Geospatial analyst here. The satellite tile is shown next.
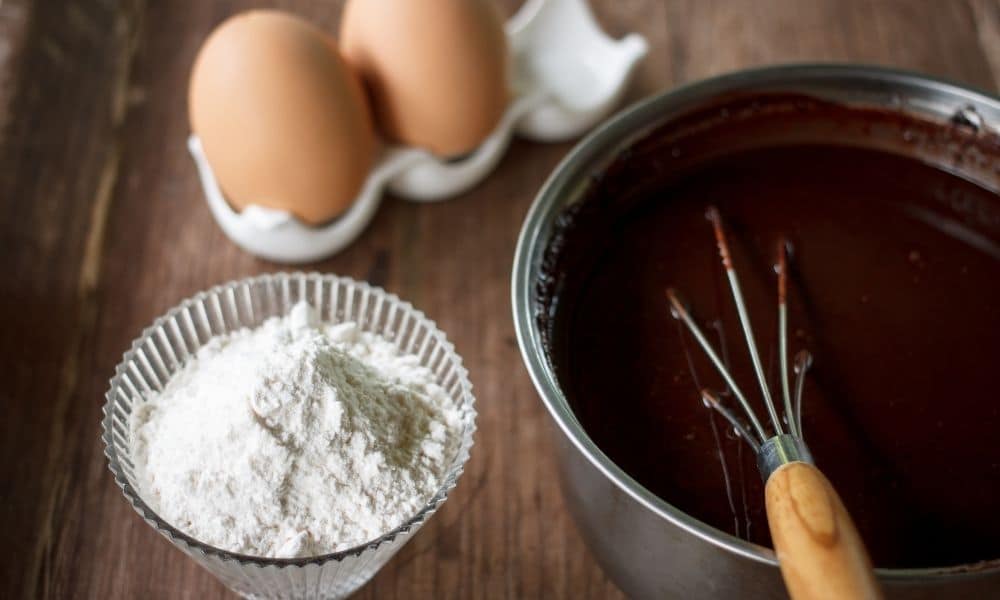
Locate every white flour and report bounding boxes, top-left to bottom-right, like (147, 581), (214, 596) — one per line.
(131, 302), (462, 558)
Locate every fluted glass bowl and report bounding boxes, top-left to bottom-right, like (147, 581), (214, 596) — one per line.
(102, 273), (477, 599)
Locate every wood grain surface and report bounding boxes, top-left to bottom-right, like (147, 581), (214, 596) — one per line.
(1, 1), (997, 598)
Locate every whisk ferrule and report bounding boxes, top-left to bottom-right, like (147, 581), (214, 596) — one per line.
(757, 434), (813, 482)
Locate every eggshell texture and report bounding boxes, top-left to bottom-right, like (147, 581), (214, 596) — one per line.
(339, 0), (509, 157)
(189, 11), (375, 224)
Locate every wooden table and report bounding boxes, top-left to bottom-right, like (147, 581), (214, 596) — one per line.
(2, 1), (997, 597)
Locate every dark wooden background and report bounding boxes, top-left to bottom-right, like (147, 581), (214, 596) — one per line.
(2, 0), (997, 598)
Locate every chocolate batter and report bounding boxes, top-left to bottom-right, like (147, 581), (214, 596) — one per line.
(539, 95), (1000, 569)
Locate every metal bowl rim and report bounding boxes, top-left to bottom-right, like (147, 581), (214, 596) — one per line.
(511, 62), (1000, 580)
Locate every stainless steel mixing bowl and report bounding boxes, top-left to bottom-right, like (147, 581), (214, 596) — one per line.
(511, 64), (1000, 599)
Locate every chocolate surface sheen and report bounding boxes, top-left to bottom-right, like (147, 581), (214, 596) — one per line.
(539, 94), (1000, 569)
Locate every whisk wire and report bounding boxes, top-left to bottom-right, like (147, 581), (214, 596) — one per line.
(707, 208), (785, 437)
(793, 350), (813, 442)
(667, 289), (769, 442)
(701, 389), (762, 453)
(777, 239), (797, 438)
(669, 207), (817, 449)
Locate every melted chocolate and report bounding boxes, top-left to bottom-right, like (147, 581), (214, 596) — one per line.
(540, 95), (1000, 569)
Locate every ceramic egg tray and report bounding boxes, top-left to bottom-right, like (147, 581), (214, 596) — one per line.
(190, 0), (648, 263)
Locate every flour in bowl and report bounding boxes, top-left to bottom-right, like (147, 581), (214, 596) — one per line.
(130, 301), (463, 558)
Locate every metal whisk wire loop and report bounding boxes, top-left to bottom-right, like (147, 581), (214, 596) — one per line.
(668, 207), (813, 471)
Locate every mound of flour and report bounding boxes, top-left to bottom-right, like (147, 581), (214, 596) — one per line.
(131, 302), (463, 558)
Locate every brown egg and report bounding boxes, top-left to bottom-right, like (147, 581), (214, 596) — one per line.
(189, 11), (375, 225)
(339, 0), (509, 157)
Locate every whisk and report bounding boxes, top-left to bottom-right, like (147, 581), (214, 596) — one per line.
(666, 207), (882, 600)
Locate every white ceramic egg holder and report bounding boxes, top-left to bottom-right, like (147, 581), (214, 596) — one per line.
(190, 0), (648, 263)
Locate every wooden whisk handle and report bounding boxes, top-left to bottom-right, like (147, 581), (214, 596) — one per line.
(765, 461), (883, 600)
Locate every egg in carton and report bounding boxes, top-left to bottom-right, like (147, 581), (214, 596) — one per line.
(189, 0), (648, 264)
